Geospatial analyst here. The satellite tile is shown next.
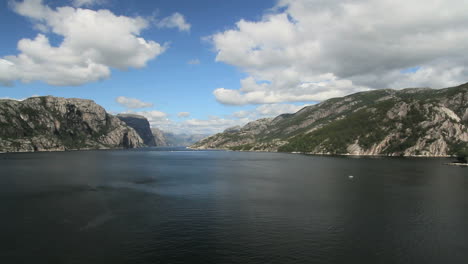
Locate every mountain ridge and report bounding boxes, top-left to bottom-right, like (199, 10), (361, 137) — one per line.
(0, 96), (145, 152)
(191, 83), (468, 157)
(117, 114), (157, 146)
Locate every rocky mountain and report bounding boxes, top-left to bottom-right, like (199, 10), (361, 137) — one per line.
(151, 127), (168, 146)
(0, 96), (144, 152)
(117, 114), (156, 146)
(192, 83), (468, 157)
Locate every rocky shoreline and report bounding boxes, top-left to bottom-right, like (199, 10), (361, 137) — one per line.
(189, 146), (457, 158)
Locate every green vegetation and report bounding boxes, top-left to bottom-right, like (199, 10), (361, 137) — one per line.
(279, 100), (395, 153)
(450, 142), (468, 163)
(382, 105), (428, 154)
(457, 150), (468, 163)
(195, 83), (467, 156)
(229, 144), (254, 151)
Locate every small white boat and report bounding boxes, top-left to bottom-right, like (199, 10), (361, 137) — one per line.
(348, 175), (354, 179)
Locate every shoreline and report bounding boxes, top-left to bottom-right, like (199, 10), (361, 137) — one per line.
(188, 147), (456, 158)
(0, 147), (127, 155)
(2, 146), (465, 163)
(445, 162), (468, 167)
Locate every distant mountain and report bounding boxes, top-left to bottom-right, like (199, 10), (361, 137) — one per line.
(149, 129), (208, 147)
(117, 114), (156, 146)
(151, 127), (168, 146)
(192, 83), (468, 157)
(162, 132), (209, 147)
(0, 96), (144, 152)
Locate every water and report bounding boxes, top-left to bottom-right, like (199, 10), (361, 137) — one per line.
(0, 148), (467, 263)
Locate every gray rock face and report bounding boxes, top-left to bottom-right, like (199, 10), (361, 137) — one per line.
(192, 83), (468, 156)
(0, 96), (144, 152)
(151, 127), (168, 146)
(117, 114), (156, 147)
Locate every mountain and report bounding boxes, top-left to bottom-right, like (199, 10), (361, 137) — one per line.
(150, 128), (168, 146)
(163, 132), (209, 147)
(150, 128), (208, 147)
(117, 114), (156, 146)
(192, 83), (468, 157)
(0, 96), (144, 152)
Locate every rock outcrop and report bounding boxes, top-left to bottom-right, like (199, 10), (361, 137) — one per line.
(192, 83), (468, 156)
(0, 96), (144, 152)
(151, 128), (168, 146)
(117, 114), (156, 147)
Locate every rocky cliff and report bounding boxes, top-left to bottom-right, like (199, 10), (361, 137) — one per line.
(0, 96), (144, 152)
(192, 83), (468, 156)
(151, 128), (168, 146)
(117, 114), (156, 147)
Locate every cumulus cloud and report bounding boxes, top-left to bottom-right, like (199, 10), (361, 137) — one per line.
(0, 96), (25, 101)
(177, 112), (190, 118)
(142, 103), (309, 135)
(0, 0), (166, 86)
(116, 96), (153, 109)
(255, 103), (307, 117)
(128, 110), (239, 134)
(187, 59), (200, 65)
(136, 110), (168, 120)
(125, 109), (170, 127)
(174, 103), (308, 134)
(211, 0), (468, 105)
(166, 116), (251, 134)
(155, 12), (191, 32)
(232, 103), (308, 120)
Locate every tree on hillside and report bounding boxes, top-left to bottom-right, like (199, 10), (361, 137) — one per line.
(456, 148), (468, 163)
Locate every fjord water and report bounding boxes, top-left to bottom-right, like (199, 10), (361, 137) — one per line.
(1, 149), (467, 263)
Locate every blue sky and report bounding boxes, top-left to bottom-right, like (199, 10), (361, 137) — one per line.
(0, 0), (287, 134)
(1, 0), (467, 134)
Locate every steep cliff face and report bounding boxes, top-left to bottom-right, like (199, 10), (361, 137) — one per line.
(151, 128), (168, 146)
(0, 96), (144, 152)
(192, 83), (468, 156)
(117, 114), (156, 146)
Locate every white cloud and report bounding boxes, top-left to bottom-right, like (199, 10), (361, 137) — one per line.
(0, 0), (166, 86)
(116, 96), (153, 109)
(214, 77), (365, 105)
(155, 12), (191, 32)
(187, 59), (200, 65)
(140, 103), (309, 135)
(177, 112), (190, 118)
(210, 0), (468, 105)
(0, 96), (25, 101)
(136, 110), (168, 120)
(171, 116), (250, 134)
(232, 103), (309, 120)
(125, 109), (170, 127)
(232, 110), (250, 118)
(255, 103), (307, 117)
(173, 103), (309, 134)
(128, 110), (249, 134)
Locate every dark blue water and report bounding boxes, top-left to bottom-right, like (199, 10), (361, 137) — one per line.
(0, 148), (467, 263)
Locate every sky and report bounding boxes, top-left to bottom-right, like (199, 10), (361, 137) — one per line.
(1, 0), (467, 134)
